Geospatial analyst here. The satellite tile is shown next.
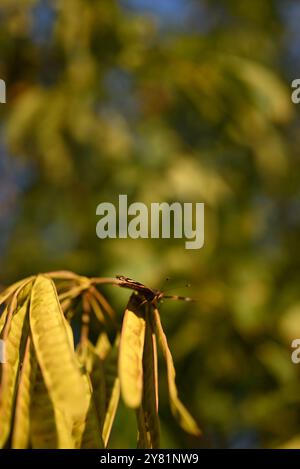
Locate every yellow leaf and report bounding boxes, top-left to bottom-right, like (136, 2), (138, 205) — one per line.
(71, 371), (104, 449)
(29, 275), (89, 421)
(0, 306), (8, 337)
(89, 351), (106, 431)
(89, 295), (105, 324)
(0, 285), (32, 448)
(119, 294), (146, 408)
(64, 316), (75, 351)
(75, 341), (105, 447)
(153, 307), (201, 436)
(30, 365), (75, 449)
(95, 332), (112, 360)
(102, 337), (120, 447)
(0, 277), (34, 308)
(12, 337), (37, 448)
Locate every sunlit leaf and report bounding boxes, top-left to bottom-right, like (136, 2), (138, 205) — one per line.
(88, 295), (106, 324)
(30, 365), (75, 449)
(29, 275), (89, 421)
(0, 284), (32, 448)
(76, 341), (106, 446)
(102, 337), (120, 447)
(119, 294), (146, 408)
(0, 277), (34, 309)
(95, 332), (112, 360)
(153, 307), (201, 436)
(0, 306), (8, 337)
(12, 337), (37, 449)
(72, 370), (104, 449)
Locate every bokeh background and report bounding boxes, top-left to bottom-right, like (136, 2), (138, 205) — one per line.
(1, 0), (300, 448)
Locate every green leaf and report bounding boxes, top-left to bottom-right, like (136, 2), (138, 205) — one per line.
(119, 294), (146, 409)
(29, 275), (90, 422)
(153, 307), (201, 437)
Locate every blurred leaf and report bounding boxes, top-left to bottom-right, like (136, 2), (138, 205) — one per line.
(102, 336), (120, 447)
(152, 307), (201, 436)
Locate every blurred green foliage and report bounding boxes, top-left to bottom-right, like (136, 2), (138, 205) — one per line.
(0, 0), (300, 448)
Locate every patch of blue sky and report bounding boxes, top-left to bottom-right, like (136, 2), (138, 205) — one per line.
(121, 0), (193, 32)
(121, 0), (220, 35)
(122, 0), (190, 21)
(102, 68), (139, 120)
(30, 0), (56, 46)
(279, 0), (300, 76)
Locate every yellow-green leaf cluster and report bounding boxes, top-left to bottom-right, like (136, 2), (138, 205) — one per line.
(0, 272), (201, 449)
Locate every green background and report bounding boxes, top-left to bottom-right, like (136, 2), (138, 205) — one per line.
(0, 0), (300, 448)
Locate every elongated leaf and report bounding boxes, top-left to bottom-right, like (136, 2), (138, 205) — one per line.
(136, 406), (149, 449)
(145, 308), (159, 413)
(137, 307), (160, 448)
(0, 279), (33, 338)
(29, 275), (89, 421)
(90, 286), (117, 325)
(0, 287), (31, 448)
(58, 285), (86, 302)
(74, 343), (104, 448)
(119, 294), (146, 408)
(89, 351), (106, 431)
(102, 337), (120, 447)
(0, 277), (34, 309)
(95, 332), (111, 360)
(89, 295), (105, 324)
(71, 376), (104, 449)
(153, 307), (201, 436)
(47, 271), (81, 280)
(30, 365), (75, 449)
(63, 316), (75, 351)
(12, 337), (37, 448)
(0, 306), (8, 337)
